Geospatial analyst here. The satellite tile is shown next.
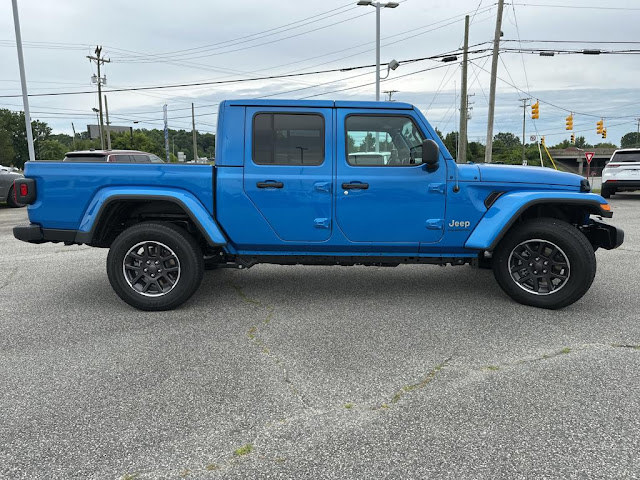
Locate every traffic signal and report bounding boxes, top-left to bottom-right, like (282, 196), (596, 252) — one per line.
(565, 114), (573, 130)
(571, 133), (575, 144)
(531, 101), (540, 119)
(596, 119), (604, 134)
(602, 128), (607, 139)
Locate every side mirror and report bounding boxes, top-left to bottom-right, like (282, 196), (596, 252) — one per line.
(422, 139), (439, 171)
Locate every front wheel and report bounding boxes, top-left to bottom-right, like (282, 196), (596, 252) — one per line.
(492, 218), (596, 309)
(107, 222), (204, 311)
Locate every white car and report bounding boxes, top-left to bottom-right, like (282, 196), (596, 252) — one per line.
(601, 148), (640, 198)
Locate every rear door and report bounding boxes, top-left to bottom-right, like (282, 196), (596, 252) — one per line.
(243, 107), (333, 242)
(335, 110), (447, 245)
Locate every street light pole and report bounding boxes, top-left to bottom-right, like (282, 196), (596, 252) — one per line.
(11, 0), (36, 163)
(357, 1), (399, 101)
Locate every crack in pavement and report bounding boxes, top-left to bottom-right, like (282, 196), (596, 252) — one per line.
(116, 342), (640, 478)
(229, 282), (311, 409)
(480, 342), (640, 372)
(0, 266), (18, 291)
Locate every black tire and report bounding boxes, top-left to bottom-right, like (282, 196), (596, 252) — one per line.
(492, 218), (596, 310)
(107, 222), (204, 311)
(601, 185), (612, 199)
(6, 186), (25, 208)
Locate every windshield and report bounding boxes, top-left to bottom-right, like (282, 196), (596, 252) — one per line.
(611, 151), (640, 163)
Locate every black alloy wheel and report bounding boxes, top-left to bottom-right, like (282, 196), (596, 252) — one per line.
(122, 241), (181, 296)
(492, 218), (596, 309)
(508, 239), (570, 295)
(107, 222), (204, 311)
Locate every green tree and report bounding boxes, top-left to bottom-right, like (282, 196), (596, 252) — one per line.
(593, 142), (617, 149)
(620, 131), (640, 148)
(442, 131), (458, 158)
(574, 136), (592, 149)
(493, 132), (520, 149)
(0, 129), (14, 166)
(38, 139), (67, 160)
(359, 132), (376, 152)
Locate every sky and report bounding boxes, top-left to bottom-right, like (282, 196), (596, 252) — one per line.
(1, 0), (639, 147)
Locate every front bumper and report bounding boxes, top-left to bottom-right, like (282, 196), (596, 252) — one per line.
(580, 219), (624, 251)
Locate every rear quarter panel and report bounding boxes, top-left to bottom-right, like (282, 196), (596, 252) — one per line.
(24, 162), (213, 230)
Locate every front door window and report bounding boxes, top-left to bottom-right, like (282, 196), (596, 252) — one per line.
(346, 115), (425, 167)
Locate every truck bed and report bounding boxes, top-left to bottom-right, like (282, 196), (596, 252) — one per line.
(23, 162), (214, 231)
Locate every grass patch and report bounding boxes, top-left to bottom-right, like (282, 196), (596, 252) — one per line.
(122, 475), (138, 480)
(344, 403), (354, 409)
(247, 326), (257, 340)
(560, 347), (571, 354)
(485, 365), (500, 371)
(389, 359), (449, 405)
(234, 444), (253, 457)
(205, 463), (219, 471)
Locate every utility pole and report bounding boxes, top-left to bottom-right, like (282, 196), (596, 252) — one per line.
(71, 122), (77, 149)
(458, 15), (470, 164)
(104, 94), (111, 150)
(163, 104), (170, 163)
(11, 0), (35, 162)
(519, 98), (530, 165)
(484, 0), (505, 164)
(192, 103), (198, 162)
(383, 90), (398, 101)
(87, 46), (110, 150)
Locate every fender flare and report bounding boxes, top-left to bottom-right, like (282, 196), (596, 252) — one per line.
(75, 186), (227, 246)
(464, 191), (611, 251)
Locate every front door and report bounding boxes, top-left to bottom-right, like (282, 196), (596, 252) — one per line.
(243, 107), (333, 242)
(335, 111), (446, 245)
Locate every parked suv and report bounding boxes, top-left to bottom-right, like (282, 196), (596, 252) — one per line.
(601, 148), (640, 198)
(63, 150), (165, 164)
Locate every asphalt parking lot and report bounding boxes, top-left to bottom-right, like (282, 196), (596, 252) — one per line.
(1, 196), (639, 479)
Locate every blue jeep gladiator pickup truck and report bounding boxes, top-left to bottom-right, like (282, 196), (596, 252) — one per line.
(13, 99), (623, 311)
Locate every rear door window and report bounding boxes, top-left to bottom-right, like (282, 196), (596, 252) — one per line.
(131, 155), (151, 163)
(63, 155), (107, 162)
(253, 113), (324, 166)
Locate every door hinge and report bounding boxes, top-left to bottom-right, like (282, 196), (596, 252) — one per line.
(428, 183), (446, 194)
(314, 181), (331, 193)
(314, 218), (330, 229)
(425, 219), (444, 230)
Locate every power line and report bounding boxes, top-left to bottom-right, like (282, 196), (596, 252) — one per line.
(503, 39), (640, 45)
(113, 11), (375, 64)
(0, 50), (487, 99)
(469, 59), (640, 119)
(112, 3), (362, 62)
(511, 3), (640, 11)
(299, 53), (493, 99)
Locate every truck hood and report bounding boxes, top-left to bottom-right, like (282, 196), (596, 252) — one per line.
(476, 164), (583, 188)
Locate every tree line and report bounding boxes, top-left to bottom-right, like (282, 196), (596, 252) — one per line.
(0, 109), (214, 169)
(2, 108), (639, 170)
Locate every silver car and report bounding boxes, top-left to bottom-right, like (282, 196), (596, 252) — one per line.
(0, 166), (25, 207)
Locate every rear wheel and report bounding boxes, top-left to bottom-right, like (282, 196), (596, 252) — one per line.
(107, 222), (204, 311)
(6, 186), (25, 208)
(601, 184), (613, 198)
(492, 218), (596, 309)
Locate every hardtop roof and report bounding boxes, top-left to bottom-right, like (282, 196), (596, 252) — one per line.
(223, 99), (414, 110)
